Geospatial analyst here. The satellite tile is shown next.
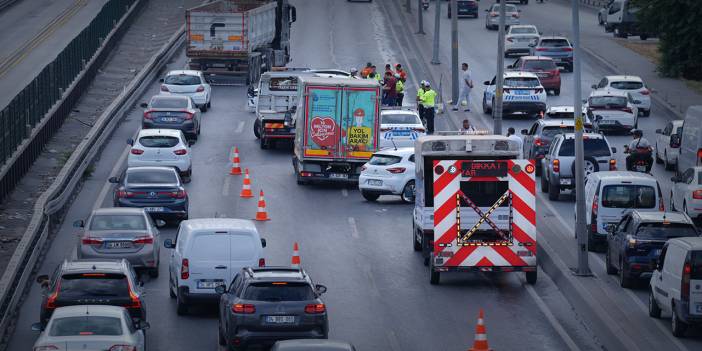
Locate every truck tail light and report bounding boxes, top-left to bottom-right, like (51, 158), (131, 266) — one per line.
(387, 167), (406, 174)
(693, 190), (702, 199)
(173, 149), (187, 155)
(232, 304), (256, 314)
(181, 258), (189, 280)
(130, 149), (144, 155)
(609, 159), (617, 170)
(196, 85), (205, 92)
(305, 303), (326, 314)
(160, 85), (169, 92)
(682, 262), (691, 301)
(552, 159), (560, 173)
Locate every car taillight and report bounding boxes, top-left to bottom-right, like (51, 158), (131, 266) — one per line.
(627, 235), (637, 249)
(160, 85), (169, 92)
(130, 149), (144, 155)
(592, 194), (598, 217)
(552, 159), (560, 173)
(697, 149), (702, 163)
(682, 262), (691, 301)
(117, 190), (136, 198)
(641, 89), (650, 95)
(258, 258), (266, 267)
(133, 236), (154, 244)
(534, 138), (543, 147)
(173, 149), (187, 155)
(562, 47), (573, 51)
(143, 111), (153, 120)
(551, 69), (560, 76)
(693, 190), (702, 199)
(511, 13), (519, 18)
(169, 190), (186, 199)
(387, 167), (406, 174)
(196, 85), (205, 92)
(125, 287), (141, 309)
(305, 303), (326, 314)
(108, 346), (136, 351)
(659, 198), (665, 211)
(182, 111), (194, 120)
(535, 48), (547, 51)
(413, 127), (426, 133)
(490, 12), (498, 17)
(621, 107), (633, 113)
(232, 303), (256, 314)
(181, 258), (189, 280)
(34, 346), (60, 351)
(609, 159), (616, 171)
(81, 237), (103, 245)
(45, 280), (60, 309)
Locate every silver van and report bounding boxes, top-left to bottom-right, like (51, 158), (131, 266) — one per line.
(677, 106), (702, 175)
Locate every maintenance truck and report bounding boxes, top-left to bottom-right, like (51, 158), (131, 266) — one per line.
(292, 76), (381, 185)
(412, 133), (538, 284)
(185, 0), (296, 85)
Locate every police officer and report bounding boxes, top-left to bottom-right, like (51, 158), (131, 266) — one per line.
(420, 82), (437, 134)
(416, 80), (427, 124)
(395, 73), (404, 106)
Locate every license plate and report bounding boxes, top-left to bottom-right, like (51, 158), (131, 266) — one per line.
(599, 120), (615, 125)
(635, 165), (647, 172)
(144, 207), (164, 212)
(160, 117), (178, 122)
(265, 315), (295, 324)
(514, 90), (529, 95)
(560, 178), (571, 185)
(368, 179), (383, 186)
(105, 241), (132, 249)
(392, 129), (411, 136)
(329, 173), (348, 179)
(197, 280), (224, 289)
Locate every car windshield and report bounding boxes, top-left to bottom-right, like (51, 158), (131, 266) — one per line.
(89, 215), (146, 231)
(510, 27), (537, 34)
(610, 81), (644, 90)
(547, 109), (576, 118)
(505, 78), (540, 87)
(558, 138), (611, 157)
(369, 154), (401, 166)
(601, 185), (656, 208)
(126, 169), (177, 184)
(491, 4), (517, 12)
(243, 283), (315, 302)
(164, 74), (200, 86)
(542, 126), (575, 139)
(540, 39), (570, 47)
(382, 113), (420, 124)
(150, 97), (188, 109)
(49, 316), (123, 337)
(589, 96), (627, 108)
(523, 60), (557, 71)
(635, 223), (697, 239)
(59, 273), (130, 298)
(139, 136), (180, 148)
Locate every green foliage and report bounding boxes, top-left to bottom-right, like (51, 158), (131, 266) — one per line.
(632, 0), (702, 80)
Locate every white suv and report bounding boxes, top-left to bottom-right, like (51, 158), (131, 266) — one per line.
(505, 25), (540, 57)
(127, 129), (192, 182)
(359, 147), (416, 203)
(587, 90), (639, 134)
(592, 75), (651, 116)
(482, 71), (547, 118)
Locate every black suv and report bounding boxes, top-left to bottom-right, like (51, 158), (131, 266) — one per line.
(36, 259), (146, 325)
(216, 267), (329, 350)
(606, 210), (699, 288)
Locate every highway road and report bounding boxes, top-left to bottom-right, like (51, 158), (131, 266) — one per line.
(4, 0), (702, 350)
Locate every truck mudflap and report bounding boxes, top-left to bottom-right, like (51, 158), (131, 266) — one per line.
(294, 158), (363, 183)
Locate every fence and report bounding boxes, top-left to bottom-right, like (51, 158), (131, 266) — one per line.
(0, 0), (137, 201)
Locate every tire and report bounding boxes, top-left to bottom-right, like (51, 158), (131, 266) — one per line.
(401, 180), (415, 204)
(259, 136), (268, 149)
(361, 191), (380, 202)
(605, 249), (617, 274)
(587, 228), (597, 252)
(619, 259), (633, 288)
(642, 109), (650, 117)
(648, 290), (662, 318)
(148, 268), (159, 278)
(554, 89), (560, 96)
(566, 64), (574, 73)
(169, 278), (176, 299)
(207, 100), (211, 109)
(253, 120), (261, 139)
(218, 322), (227, 346)
(526, 271), (537, 285)
(413, 224), (421, 252)
(664, 152), (674, 171)
(548, 180), (560, 201)
(640, 35), (648, 40)
(535, 162), (542, 177)
(684, 202), (689, 218)
(200, 104), (208, 113)
(482, 95), (492, 114)
(598, 14), (604, 25)
(655, 147), (663, 164)
(176, 291), (188, 315)
(671, 302), (688, 337)
(540, 170), (549, 193)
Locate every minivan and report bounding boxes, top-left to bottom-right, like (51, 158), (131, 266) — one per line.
(676, 106), (702, 175)
(580, 171), (663, 250)
(164, 218), (266, 315)
(649, 237), (702, 337)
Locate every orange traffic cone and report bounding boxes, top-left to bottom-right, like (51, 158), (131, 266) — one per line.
(469, 309), (492, 351)
(240, 168), (253, 198)
(229, 147), (242, 175)
(291, 242), (301, 268)
(255, 190), (270, 221)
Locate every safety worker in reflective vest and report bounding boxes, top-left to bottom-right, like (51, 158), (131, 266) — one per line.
(416, 80), (427, 124)
(420, 82), (437, 134)
(395, 73), (404, 106)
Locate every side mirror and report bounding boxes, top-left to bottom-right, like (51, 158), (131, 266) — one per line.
(127, 138), (134, 146)
(31, 323), (43, 332)
(158, 78), (164, 83)
(260, 238), (267, 248)
(108, 177), (119, 184)
(138, 321), (150, 330)
(73, 219), (84, 228)
(483, 80), (490, 86)
(164, 239), (175, 249)
(591, 84), (598, 89)
(36, 275), (49, 285)
(315, 284), (328, 295)
(155, 219), (166, 228)
(655, 129), (662, 134)
(520, 129), (528, 135)
(215, 285), (226, 294)
(139, 102), (148, 109)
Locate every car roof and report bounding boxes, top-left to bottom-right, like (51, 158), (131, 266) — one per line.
(589, 89), (629, 97)
(52, 305), (128, 318)
(380, 108), (419, 116)
(538, 119), (575, 127)
(519, 56), (554, 61)
(606, 75), (643, 83)
(504, 71), (539, 79)
(509, 25), (537, 29)
(560, 132), (604, 139)
(246, 267), (308, 282)
(150, 94), (188, 101)
(91, 207), (146, 216)
(630, 211), (691, 224)
(180, 218), (258, 232)
(61, 259), (128, 274)
(273, 339), (355, 351)
(588, 171), (656, 182)
(667, 237), (702, 250)
(126, 166), (177, 174)
(374, 147), (414, 156)
(672, 119), (684, 126)
(137, 129), (182, 137)
(166, 70), (201, 76)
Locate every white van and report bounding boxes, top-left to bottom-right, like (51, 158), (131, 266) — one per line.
(581, 171), (663, 249)
(649, 237), (702, 337)
(164, 218), (266, 315)
(677, 106), (702, 175)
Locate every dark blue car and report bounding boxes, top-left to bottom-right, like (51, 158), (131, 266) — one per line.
(110, 166), (188, 221)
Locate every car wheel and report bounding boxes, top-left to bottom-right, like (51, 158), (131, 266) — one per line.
(218, 321), (227, 346)
(525, 271), (537, 285)
(429, 258), (440, 285)
(648, 290), (662, 318)
(554, 88), (560, 96)
(548, 180), (560, 201)
(605, 249), (617, 274)
(655, 147), (663, 164)
(200, 104), (208, 113)
(169, 277), (176, 299)
(413, 226), (421, 252)
(619, 259), (633, 288)
(567, 64), (574, 73)
(684, 202), (689, 217)
(640, 34), (648, 41)
(401, 180), (415, 204)
(642, 109), (650, 117)
(207, 100), (212, 109)
(482, 95), (491, 114)
(671, 302), (688, 337)
(540, 171), (549, 193)
(253, 120), (261, 139)
(598, 14), (604, 25)
(361, 191), (380, 202)
(535, 162), (542, 177)
(148, 268), (159, 278)
(259, 136), (268, 149)
(587, 228), (597, 252)
(176, 291), (188, 315)
(670, 192), (676, 211)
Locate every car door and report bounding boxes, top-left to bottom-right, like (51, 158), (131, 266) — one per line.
(673, 168), (694, 211)
(523, 122), (538, 157)
(611, 215), (631, 267)
(651, 244), (669, 311)
(200, 72), (211, 100)
(658, 122), (672, 157)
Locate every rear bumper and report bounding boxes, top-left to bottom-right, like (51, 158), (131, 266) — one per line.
(78, 247), (157, 269)
(431, 265), (537, 273)
(358, 175), (404, 194)
(115, 200), (188, 218)
(595, 120), (635, 132)
(676, 301), (702, 324)
(503, 101), (546, 115)
(455, 9), (478, 17)
(230, 328), (328, 347)
(178, 286), (219, 303)
(143, 121), (196, 136)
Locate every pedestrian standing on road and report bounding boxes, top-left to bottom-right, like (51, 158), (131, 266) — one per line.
(506, 127), (524, 158)
(453, 62), (473, 112)
(361, 62), (372, 78)
(460, 119), (476, 133)
(395, 73), (405, 106)
(385, 64), (394, 75)
(417, 80), (427, 124)
(383, 71), (398, 106)
(420, 82), (437, 134)
(370, 65), (381, 82)
(395, 64), (407, 82)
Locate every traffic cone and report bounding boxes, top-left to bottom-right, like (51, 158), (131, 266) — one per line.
(229, 147), (242, 175)
(291, 242), (301, 268)
(240, 168), (253, 198)
(469, 309), (493, 351)
(254, 190), (270, 221)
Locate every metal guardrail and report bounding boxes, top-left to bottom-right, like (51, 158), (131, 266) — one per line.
(0, 2), (190, 348)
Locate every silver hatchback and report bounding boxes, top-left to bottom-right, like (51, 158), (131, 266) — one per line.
(485, 3), (520, 30)
(75, 208), (164, 277)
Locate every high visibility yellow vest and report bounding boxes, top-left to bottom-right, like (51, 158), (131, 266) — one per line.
(421, 89), (437, 107)
(396, 79), (404, 93)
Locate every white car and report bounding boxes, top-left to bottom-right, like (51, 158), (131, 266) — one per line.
(379, 108), (426, 149)
(32, 305), (148, 351)
(127, 129), (192, 182)
(586, 89), (639, 134)
(160, 70), (212, 112)
(592, 75), (651, 116)
(671, 166), (702, 220)
(655, 120), (683, 170)
(482, 71), (547, 118)
(505, 25), (540, 57)
(359, 147), (416, 203)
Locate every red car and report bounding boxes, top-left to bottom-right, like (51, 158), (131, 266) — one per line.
(508, 56), (561, 96)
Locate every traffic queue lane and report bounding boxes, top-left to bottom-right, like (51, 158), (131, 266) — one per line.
(4, 1), (601, 351)
(413, 0), (702, 348)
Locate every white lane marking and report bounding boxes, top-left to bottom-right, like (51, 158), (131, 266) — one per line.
(348, 217), (360, 239)
(341, 188), (348, 197)
(386, 330), (402, 351)
(93, 145), (130, 211)
(525, 284), (581, 351)
(222, 176), (232, 197)
(234, 121), (245, 134)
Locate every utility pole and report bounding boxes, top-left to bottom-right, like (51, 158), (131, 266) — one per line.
(450, 0), (458, 103)
(406, 0), (411, 13)
(572, 0), (591, 276)
(431, 0), (441, 64)
(417, 0), (425, 34)
(493, 0), (506, 134)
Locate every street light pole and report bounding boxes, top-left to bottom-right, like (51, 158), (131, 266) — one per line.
(431, 0), (441, 64)
(417, 0), (425, 34)
(493, 0), (506, 135)
(572, 0), (591, 276)
(450, 0), (458, 103)
(406, 0), (411, 13)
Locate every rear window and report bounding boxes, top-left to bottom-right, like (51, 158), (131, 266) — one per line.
(369, 154), (401, 166)
(491, 4), (517, 12)
(691, 252), (702, 280)
(523, 60), (557, 71)
(59, 273), (129, 298)
(505, 78), (540, 88)
(589, 96), (627, 108)
(382, 113), (420, 125)
(126, 169), (177, 184)
(164, 74), (201, 86)
(150, 97), (188, 109)
(49, 316), (123, 337)
(635, 223), (697, 239)
(601, 185), (656, 208)
(542, 126), (575, 139)
(610, 81), (643, 90)
(89, 215), (146, 231)
(510, 27), (538, 35)
(558, 138), (611, 157)
(268, 77), (298, 91)
(243, 283), (315, 301)
(540, 39), (570, 47)
(139, 136), (180, 148)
